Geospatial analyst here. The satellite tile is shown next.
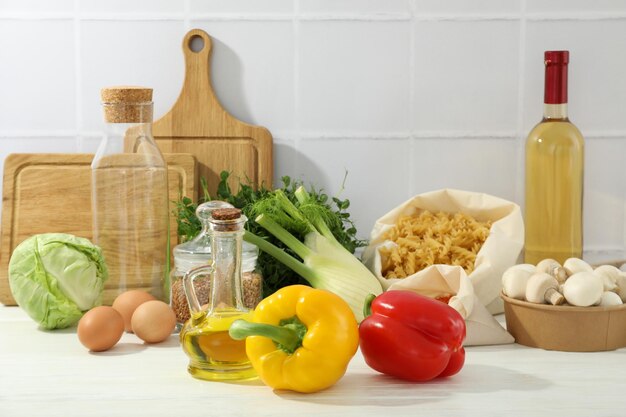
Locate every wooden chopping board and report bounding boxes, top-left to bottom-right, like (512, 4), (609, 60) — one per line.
(0, 153), (197, 306)
(147, 28), (273, 199)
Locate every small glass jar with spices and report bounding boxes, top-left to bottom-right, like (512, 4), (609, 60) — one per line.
(169, 201), (263, 330)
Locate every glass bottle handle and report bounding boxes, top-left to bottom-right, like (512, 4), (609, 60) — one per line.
(183, 264), (213, 316)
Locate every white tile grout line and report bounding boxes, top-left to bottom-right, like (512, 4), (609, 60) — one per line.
(525, 12), (626, 21)
(515, 0), (527, 213)
(73, 0), (82, 151)
(183, 0), (191, 31)
(0, 131), (81, 138)
(2, 130), (626, 140)
(292, 0), (302, 176)
(0, 13), (181, 21)
(297, 133), (516, 140)
(288, 13), (413, 21)
(407, 0), (417, 199)
(0, 12), (73, 20)
(4, 11), (626, 22)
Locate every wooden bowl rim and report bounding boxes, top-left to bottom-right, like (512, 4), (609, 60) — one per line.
(501, 292), (626, 314)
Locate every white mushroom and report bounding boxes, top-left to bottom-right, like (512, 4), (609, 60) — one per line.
(525, 273), (565, 305)
(599, 291), (623, 307)
(536, 258), (560, 274)
(554, 266), (570, 284)
(615, 273), (626, 303)
(563, 258), (593, 275)
(536, 258), (569, 284)
(593, 264), (620, 293)
(502, 264), (536, 300)
(562, 272), (603, 307)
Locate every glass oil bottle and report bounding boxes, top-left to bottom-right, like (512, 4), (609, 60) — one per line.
(179, 208), (256, 381)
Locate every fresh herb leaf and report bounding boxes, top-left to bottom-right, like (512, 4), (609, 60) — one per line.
(172, 171), (365, 297)
(173, 178), (211, 243)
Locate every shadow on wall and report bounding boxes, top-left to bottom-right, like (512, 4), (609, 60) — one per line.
(197, 35), (335, 228)
(274, 142), (371, 238)
(275, 141), (336, 196)
(209, 36), (255, 126)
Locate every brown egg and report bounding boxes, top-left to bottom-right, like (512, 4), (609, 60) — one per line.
(112, 290), (157, 332)
(77, 306), (124, 352)
(131, 300), (176, 343)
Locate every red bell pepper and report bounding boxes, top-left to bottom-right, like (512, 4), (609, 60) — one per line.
(359, 290), (466, 382)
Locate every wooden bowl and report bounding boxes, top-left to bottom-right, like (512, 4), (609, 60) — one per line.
(502, 293), (626, 352)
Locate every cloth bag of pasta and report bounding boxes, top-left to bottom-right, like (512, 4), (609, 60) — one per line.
(362, 188), (524, 315)
(388, 264), (514, 345)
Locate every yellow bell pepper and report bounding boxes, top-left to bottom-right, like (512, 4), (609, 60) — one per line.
(229, 285), (359, 393)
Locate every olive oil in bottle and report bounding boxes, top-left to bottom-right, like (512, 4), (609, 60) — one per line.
(524, 51), (584, 265)
(180, 310), (254, 380)
(179, 208), (256, 381)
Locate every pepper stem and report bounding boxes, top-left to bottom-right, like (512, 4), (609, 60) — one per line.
(363, 293), (377, 318)
(229, 317), (307, 354)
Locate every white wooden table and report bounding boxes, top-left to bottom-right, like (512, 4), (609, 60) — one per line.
(1, 305), (625, 417)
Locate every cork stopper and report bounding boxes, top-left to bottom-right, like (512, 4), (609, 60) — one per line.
(101, 86), (153, 123)
(211, 208), (242, 221)
(211, 208), (243, 232)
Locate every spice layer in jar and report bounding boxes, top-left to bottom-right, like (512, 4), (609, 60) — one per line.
(170, 201), (263, 330)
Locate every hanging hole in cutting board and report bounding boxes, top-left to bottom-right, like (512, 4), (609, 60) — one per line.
(189, 35), (204, 53)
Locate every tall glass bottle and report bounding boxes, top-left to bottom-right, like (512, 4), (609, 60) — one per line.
(92, 86), (169, 304)
(525, 51), (584, 265)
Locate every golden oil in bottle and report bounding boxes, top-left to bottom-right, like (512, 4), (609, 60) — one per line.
(180, 309), (256, 381)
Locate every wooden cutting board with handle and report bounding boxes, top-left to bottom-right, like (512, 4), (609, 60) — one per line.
(148, 28), (273, 198)
(0, 153), (197, 306)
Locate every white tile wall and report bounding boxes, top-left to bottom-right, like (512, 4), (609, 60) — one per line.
(299, 21), (411, 133)
(0, 0), (73, 13)
(189, 0), (293, 15)
(189, 20), (295, 133)
(78, 0), (183, 14)
(80, 20), (187, 131)
(1, 1), (626, 259)
(524, 20), (626, 132)
(410, 138), (519, 202)
(300, 0), (410, 14)
(526, 0), (626, 13)
(413, 20), (520, 133)
(271, 137), (298, 185)
(414, 0), (520, 14)
(0, 20), (75, 130)
(584, 138), (626, 255)
(297, 138), (412, 233)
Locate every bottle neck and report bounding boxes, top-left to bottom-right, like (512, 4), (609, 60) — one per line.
(544, 57), (568, 105)
(208, 228), (245, 313)
(543, 103), (568, 120)
(102, 101), (154, 146)
(104, 121), (153, 138)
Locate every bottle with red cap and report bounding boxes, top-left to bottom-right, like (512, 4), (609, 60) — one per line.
(524, 50), (584, 265)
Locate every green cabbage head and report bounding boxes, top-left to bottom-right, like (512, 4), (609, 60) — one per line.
(9, 233), (109, 329)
